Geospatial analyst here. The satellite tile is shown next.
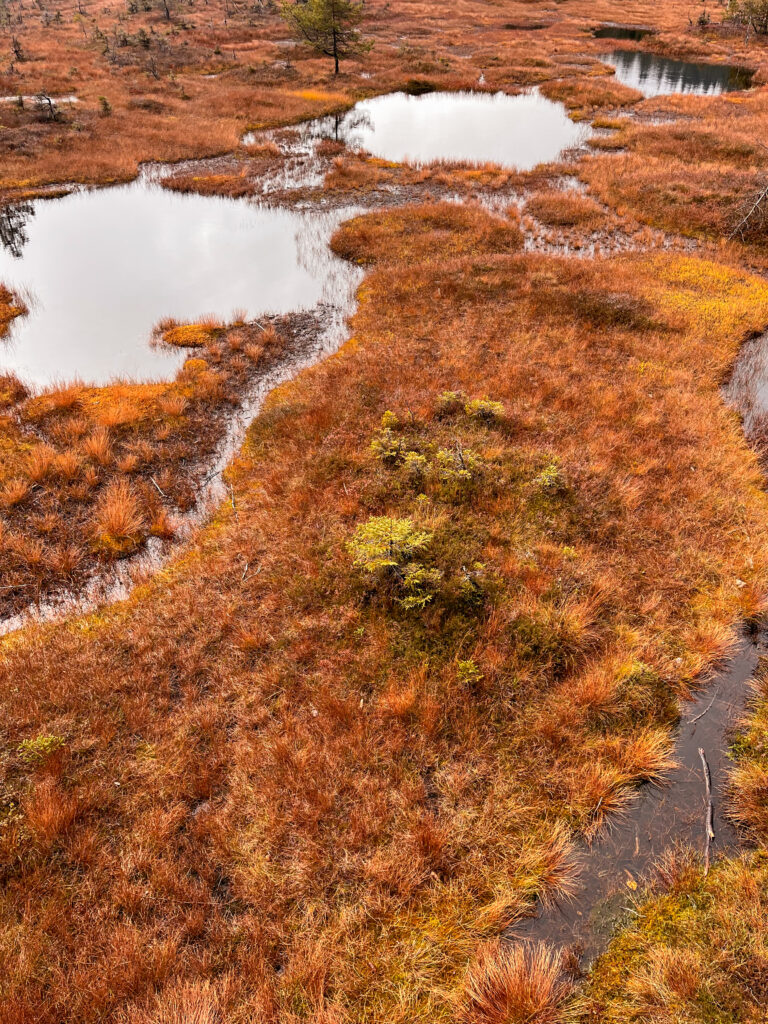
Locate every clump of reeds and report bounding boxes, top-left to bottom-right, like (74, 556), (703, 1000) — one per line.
(458, 942), (574, 1024)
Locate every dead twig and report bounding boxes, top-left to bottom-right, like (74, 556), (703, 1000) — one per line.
(150, 475), (167, 498)
(689, 687), (718, 725)
(699, 747), (714, 876)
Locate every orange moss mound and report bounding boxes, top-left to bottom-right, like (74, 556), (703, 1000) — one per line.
(159, 319), (224, 348)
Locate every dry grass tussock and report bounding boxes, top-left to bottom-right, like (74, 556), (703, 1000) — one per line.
(1, 195), (768, 1019)
(458, 942), (574, 1024)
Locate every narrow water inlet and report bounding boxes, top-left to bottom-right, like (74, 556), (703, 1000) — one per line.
(510, 631), (764, 962)
(511, 330), (768, 962)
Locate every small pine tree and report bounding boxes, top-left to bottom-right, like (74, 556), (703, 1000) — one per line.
(280, 0), (369, 74)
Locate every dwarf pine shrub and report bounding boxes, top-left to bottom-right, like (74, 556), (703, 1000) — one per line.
(465, 397), (505, 421)
(403, 450), (428, 482)
(432, 445), (483, 500)
(347, 517), (441, 610)
(535, 462), (564, 492)
(435, 390), (468, 417)
(370, 428), (407, 464)
(18, 734), (65, 765)
(347, 516), (432, 575)
(399, 563), (443, 610)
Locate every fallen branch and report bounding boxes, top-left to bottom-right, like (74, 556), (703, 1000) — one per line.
(699, 747), (714, 875)
(730, 181), (768, 241)
(689, 687), (718, 725)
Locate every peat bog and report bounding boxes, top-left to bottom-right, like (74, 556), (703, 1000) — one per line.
(4, 0), (768, 1019)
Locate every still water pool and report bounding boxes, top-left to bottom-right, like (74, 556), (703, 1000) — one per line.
(1, 90), (590, 388)
(0, 181), (355, 388)
(309, 89), (591, 170)
(603, 49), (753, 96)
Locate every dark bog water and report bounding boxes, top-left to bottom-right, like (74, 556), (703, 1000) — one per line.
(511, 631), (762, 961)
(0, 180), (356, 388)
(593, 24), (654, 41)
(309, 90), (591, 170)
(602, 49), (754, 96)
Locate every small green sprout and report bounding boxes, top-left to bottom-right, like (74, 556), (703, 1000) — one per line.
(457, 659), (483, 686)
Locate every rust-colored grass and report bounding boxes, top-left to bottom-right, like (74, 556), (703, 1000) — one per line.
(1, 194), (768, 1018)
(459, 942), (574, 1024)
(0, 285), (26, 338)
(3, 0), (768, 1018)
(0, 313), (295, 616)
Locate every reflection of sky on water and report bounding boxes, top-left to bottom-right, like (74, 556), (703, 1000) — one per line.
(0, 182), (357, 387)
(306, 89), (592, 170)
(603, 49), (753, 96)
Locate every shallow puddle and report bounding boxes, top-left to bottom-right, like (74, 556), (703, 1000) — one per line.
(0, 180), (356, 387)
(307, 89), (591, 170)
(602, 49), (753, 96)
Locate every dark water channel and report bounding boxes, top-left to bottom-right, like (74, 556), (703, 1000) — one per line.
(512, 334), (768, 962)
(602, 49), (754, 96)
(593, 24), (655, 41)
(512, 632), (763, 962)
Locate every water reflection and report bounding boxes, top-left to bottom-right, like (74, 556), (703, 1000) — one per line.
(0, 201), (34, 259)
(0, 181), (358, 387)
(306, 89), (591, 169)
(593, 24), (654, 41)
(723, 330), (768, 440)
(603, 49), (754, 96)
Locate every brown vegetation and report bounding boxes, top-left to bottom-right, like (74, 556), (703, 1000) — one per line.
(579, 852), (768, 1021)
(0, 312), (302, 617)
(1, 195), (768, 1018)
(4, 0), (768, 1017)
